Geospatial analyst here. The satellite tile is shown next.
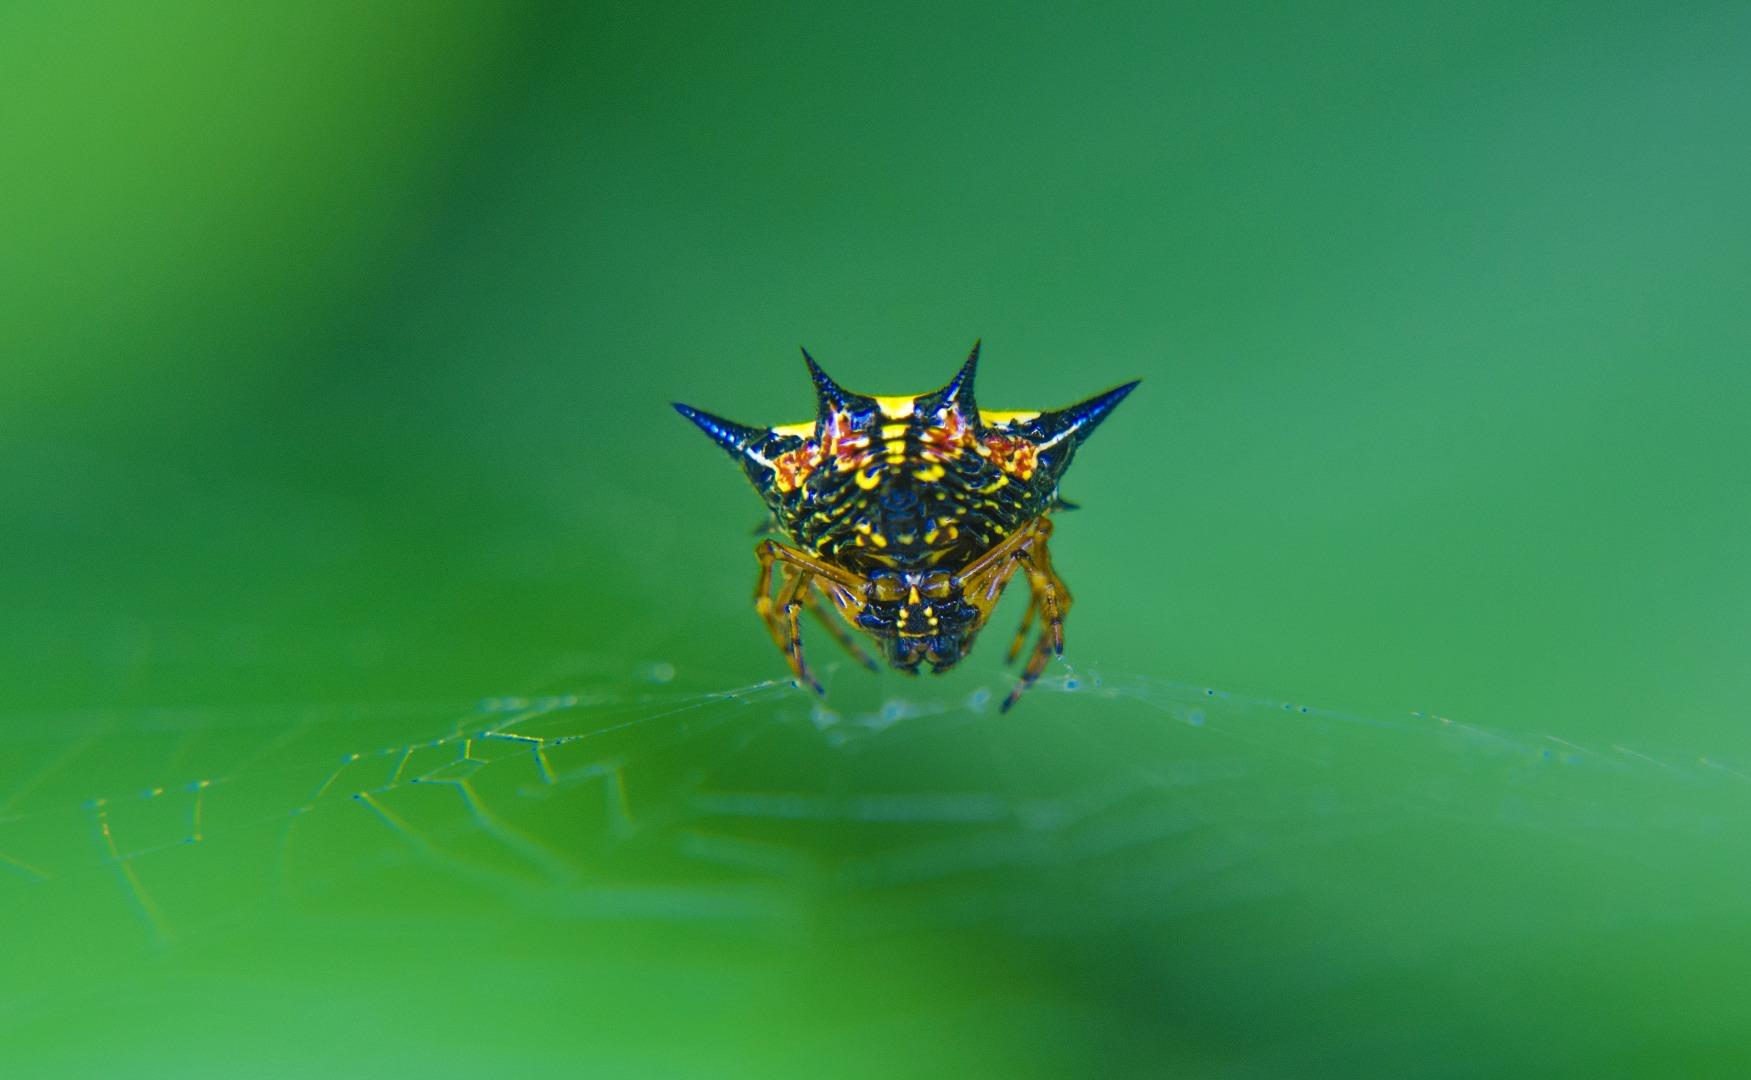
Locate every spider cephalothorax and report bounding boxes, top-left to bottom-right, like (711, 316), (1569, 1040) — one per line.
(675, 342), (1137, 710)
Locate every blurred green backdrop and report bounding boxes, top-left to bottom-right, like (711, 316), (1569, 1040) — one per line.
(3, 2), (1750, 1076)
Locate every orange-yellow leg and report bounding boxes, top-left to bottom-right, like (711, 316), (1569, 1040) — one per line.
(953, 516), (1075, 712)
(1003, 548), (1073, 712)
(753, 539), (871, 694)
(1005, 593), (1037, 665)
(805, 580), (880, 671)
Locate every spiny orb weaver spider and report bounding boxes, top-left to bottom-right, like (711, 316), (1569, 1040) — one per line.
(675, 343), (1137, 712)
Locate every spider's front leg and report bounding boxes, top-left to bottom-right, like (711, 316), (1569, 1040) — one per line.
(1003, 521), (1073, 712)
(753, 539), (871, 694)
(956, 516), (1073, 712)
(803, 579), (881, 672)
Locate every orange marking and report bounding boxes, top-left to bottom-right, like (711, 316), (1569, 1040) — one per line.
(921, 405), (975, 455)
(772, 444), (820, 493)
(981, 431), (1038, 480)
(826, 409), (873, 473)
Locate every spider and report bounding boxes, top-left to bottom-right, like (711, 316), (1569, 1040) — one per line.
(674, 342), (1138, 711)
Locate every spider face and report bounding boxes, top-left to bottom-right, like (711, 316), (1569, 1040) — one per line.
(857, 569), (979, 673)
(674, 342), (1137, 711)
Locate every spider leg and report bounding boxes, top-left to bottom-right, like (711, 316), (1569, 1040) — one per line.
(1025, 522), (1071, 658)
(753, 542), (820, 693)
(999, 519), (1074, 713)
(753, 539), (870, 694)
(1005, 592), (1038, 665)
(775, 567), (823, 694)
(951, 518), (1049, 700)
(752, 540), (783, 652)
(1003, 625), (1055, 712)
(957, 518), (1040, 622)
(957, 514), (1045, 580)
(804, 579), (880, 671)
(960, 514), (1052, 604)
(1001, 570), (1073, 711)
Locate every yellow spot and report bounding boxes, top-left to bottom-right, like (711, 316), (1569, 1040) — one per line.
(980, 409), (1040, 427)
(879, 423), (908, 439)
(871, 533), (888, 548)
(855, 467), (882, 490)
(924, 525), (939, 543)
(876, 395), (917, 418)
(913, 464), (945, 483)
(923, 606), (934, 617)
(908, 586), (921, 603)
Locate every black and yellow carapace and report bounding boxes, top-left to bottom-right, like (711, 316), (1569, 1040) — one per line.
(675, 343), (1137, 711)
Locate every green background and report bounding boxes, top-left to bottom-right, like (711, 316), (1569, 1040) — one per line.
(4, 2), (1750, 1075)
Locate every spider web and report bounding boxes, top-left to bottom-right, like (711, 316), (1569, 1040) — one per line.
(4, 649), (1750, 1074)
